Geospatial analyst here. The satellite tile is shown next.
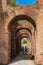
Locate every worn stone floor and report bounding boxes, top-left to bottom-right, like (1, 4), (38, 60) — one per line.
(9, 51), (34, 65)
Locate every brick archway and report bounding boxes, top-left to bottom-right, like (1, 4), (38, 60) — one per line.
(5, 15), (36, 64)
(8, 15), (36, 30)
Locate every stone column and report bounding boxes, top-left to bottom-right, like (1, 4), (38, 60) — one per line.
(35, 9), (43, 64)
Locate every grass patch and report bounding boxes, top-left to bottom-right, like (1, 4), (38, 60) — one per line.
(34, 61), (36, 65)
(34, 61), (43, 65)
(10, 0), (16, 6)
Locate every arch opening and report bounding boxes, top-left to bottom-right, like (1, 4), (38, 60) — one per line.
(8, 15), (36, 30)
(7, 15), (36, 63)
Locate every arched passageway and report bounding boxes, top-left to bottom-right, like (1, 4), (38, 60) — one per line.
(7, 15), (36, 63)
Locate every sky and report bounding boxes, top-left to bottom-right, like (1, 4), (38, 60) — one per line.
(16, 0), (36, 5)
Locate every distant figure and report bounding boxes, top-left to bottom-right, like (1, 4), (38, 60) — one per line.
(22, 46), (27, 54)
(25, 46), (27, 52)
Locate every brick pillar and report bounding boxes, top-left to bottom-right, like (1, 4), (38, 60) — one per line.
(31, 30), (35, 56)
(0, 0), (8, 64)
(0, 29), (11, 64)
(35, 9), (43, 64)
(4, 29), (11, 64)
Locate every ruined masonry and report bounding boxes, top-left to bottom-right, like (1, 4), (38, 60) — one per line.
(0, 0), (43, 64)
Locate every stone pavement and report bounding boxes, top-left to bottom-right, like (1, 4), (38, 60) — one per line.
(9, 51), (34, 65)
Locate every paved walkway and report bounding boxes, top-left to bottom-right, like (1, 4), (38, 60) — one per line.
(9, 51), (34, 65)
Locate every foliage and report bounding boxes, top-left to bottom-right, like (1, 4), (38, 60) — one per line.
(22, 40), (27, 44)
(10, 0), (16, 6)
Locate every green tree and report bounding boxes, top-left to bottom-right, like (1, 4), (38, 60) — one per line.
(10, 0), (16, 6)
(23, 40), (27, 44)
